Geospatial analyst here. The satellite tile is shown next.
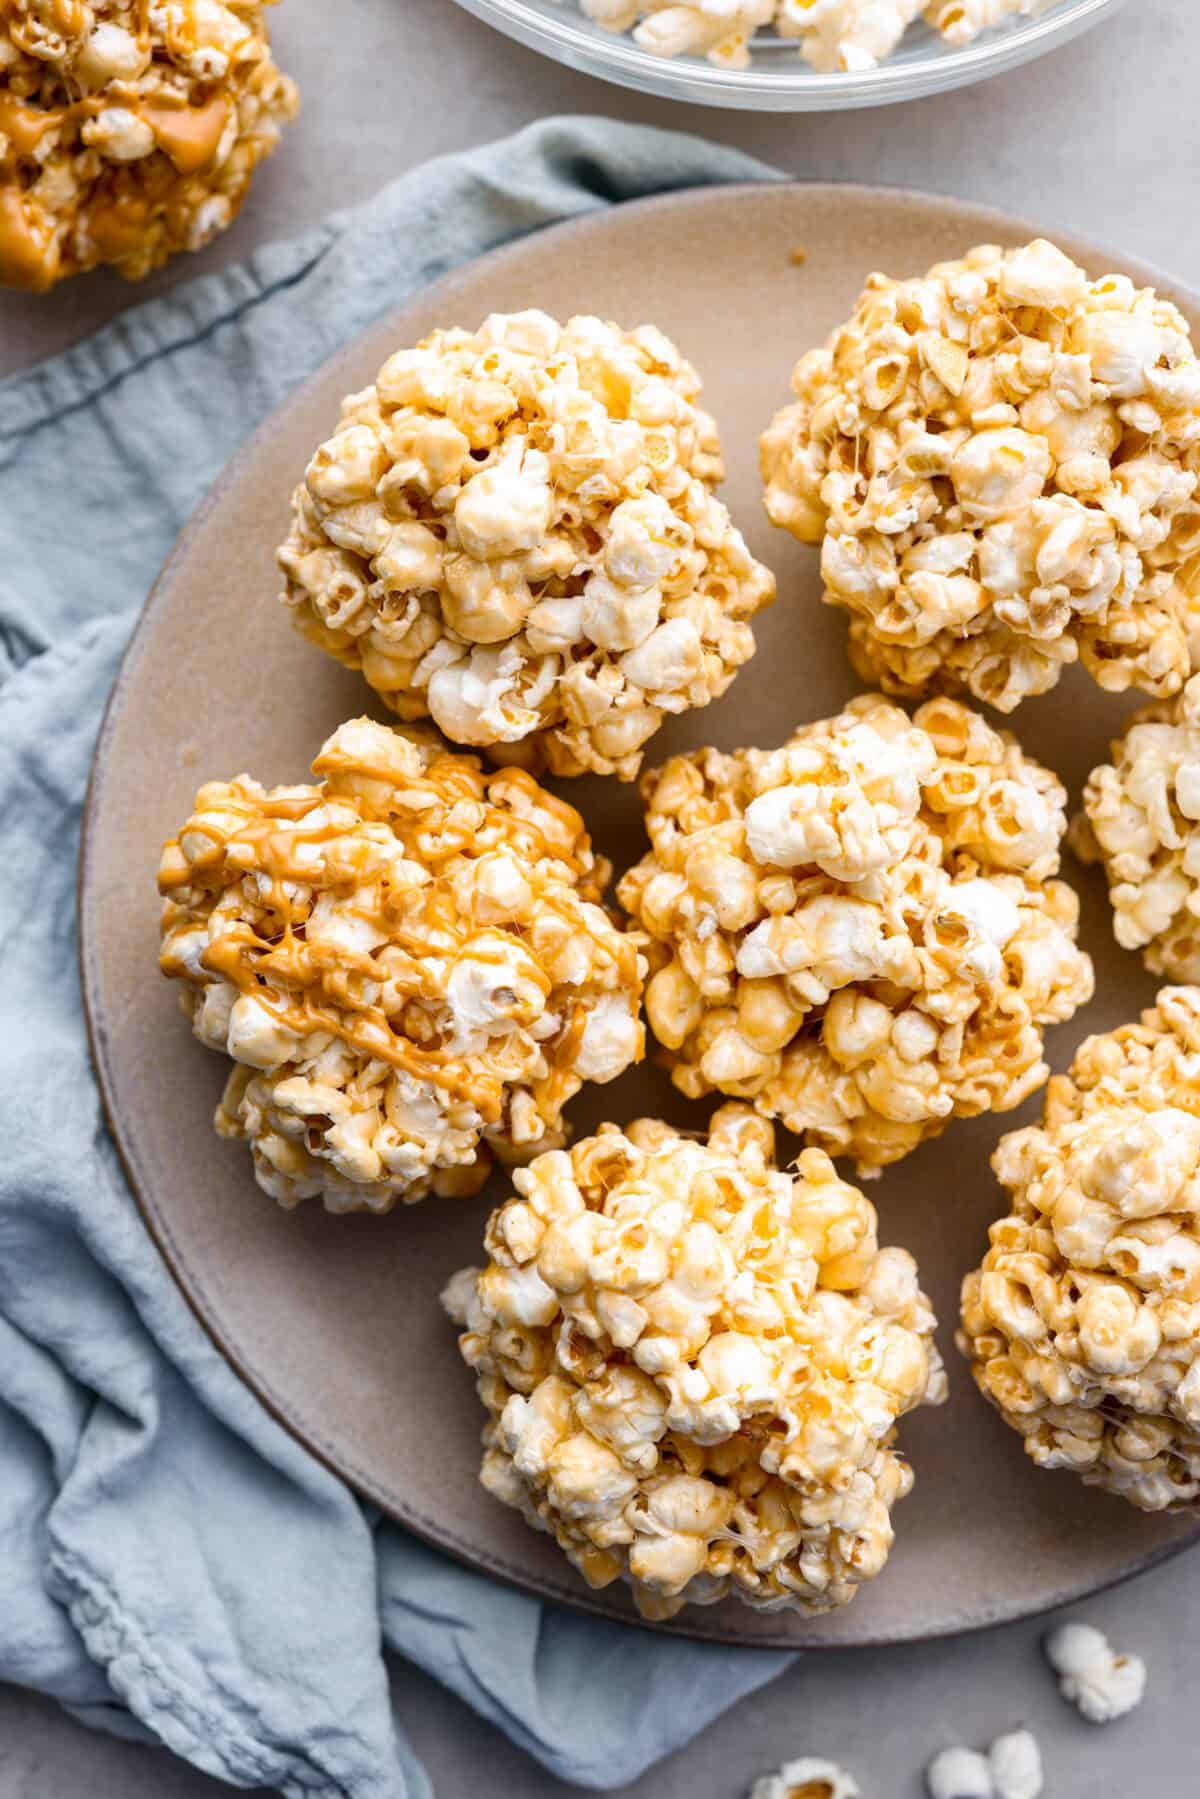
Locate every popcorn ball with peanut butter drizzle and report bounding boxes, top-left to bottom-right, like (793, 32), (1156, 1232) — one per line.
(761, 239), (1200, 712)
(1073, 674), (1200, 983)
(0, 0), (297, 291)
(617, 693), (1094, 1178)
(276, 310), (776, 781)
(444, 1104), (946, 1621)
(959, 987), (1200, 1511)
(157, 718), (647, 1213)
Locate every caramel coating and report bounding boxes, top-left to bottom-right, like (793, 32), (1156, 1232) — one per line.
(762, 240), (1200, 712)
(618, 692), (1093, 1177)
(0, 0), (297, 290)
(158, 718), (646, 1212)
(960, 988), (1200, 1511)
(277, 310), (775, 780)
(445, 1105), (945, 1620)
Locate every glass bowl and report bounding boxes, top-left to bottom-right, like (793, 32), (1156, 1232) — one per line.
(450, 0), (1126, 110)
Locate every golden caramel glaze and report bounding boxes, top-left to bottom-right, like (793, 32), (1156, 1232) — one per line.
(158, 718), (647, 1213)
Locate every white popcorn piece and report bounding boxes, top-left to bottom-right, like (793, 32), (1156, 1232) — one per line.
(0, 0), (297, 290)
(960, 986), (1200, 1509)
(926, 1746), (993, 1799)
(988, 1730), (1043, 1799)
(277, 312), (775, 780)
(447, 1105), (945, 1620)
(576, 0), (1059, 69)
(927, 1729), (1042, 1799)
(750, 1755), (862, 1799)
(158, 717), (646, 1212)
(618, 692), (1093, 1178)
(762, 241), (1200, 713)
(1044, 1622), (1148, 1724)
(1076, 673), (1200, 983)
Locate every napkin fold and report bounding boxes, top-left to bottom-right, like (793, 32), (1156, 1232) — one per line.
(0, 118), (795, 1798)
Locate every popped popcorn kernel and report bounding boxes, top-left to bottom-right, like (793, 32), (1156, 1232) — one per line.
(277, 311), (775, 781)
(1076, 673), (1200, 983)
(445, 1105), (945, 1620)
(618, 692), (1093, 1178)
(157, 717), (646, 1212)
(926, 1729), (1043, 1799)
(577, 0), (1056, 71)
(959, 987), (1200, 1509)
(0, 0), (297, 290)
(750, 1755), (862, 1799)
(1043, 1621), (1147, 1724)
(761, 241), (1200, 713)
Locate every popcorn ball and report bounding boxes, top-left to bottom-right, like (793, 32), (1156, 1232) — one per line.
(277, 310), (776, 781)
(1074, 673), (1200, 983)
(444, 1105), (945, 1620)
(959, 987), (1200, 1510)
(0, 0), (297, 290)
(578, 0), (1052, 72)
(761, 239), (1200, 712)
(617, 692), (1093, 1177)
(157, 717), (646, 1212)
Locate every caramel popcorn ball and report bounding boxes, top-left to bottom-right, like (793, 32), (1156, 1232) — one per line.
(577, 0), (1055, 72)
(960, 987), (1200, 1510)
(1074, 673), (1200, 983)
(617, 692), (1093, 1177)
(761, 240), (1200, 712)
(0, 1), (297, 290)
(277, 311), (775, 781)
(157, 717), (646, 1212)
(445, 1105), (945, 1620)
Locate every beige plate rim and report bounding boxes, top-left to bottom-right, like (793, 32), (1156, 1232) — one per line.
(80, 180), (1200, 1648)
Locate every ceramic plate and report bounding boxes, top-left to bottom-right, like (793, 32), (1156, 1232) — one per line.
(81, 183), (1200, 1648)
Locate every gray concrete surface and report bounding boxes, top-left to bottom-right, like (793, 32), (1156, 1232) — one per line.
(2, 0), (1197, 1792)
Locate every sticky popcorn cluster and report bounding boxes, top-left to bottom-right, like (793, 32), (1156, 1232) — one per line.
(277, 310), (775, 780)
(1076, 673), (1200, 983)
(761, 240), (1200, 712)
(618, 693), (1093, 1177)
(576, 0), (1051, 73)
(158, 718), (646, 1212)
(959, 987), (1200, 1510)
(0, 0), (297, 290)
(445, 1105), (945, 1620)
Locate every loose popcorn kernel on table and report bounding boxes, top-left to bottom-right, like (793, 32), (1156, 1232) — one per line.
(1074, 672), (1200, 982)
(578, 0), (1053, 72)
(749, 1755), (861, 1799)
(617, 691), (1093, 1178)
(959, 986), (1200, 1509)
(157, 717), (646, 1213)
(444, 1104), (946, 1620)
(761, 239), (1200, 713)
(0, 0), (298, 291)
(926, 1729), (1043, 1799)
(277, 310), (776, 782)
(1044, 1621), (1148, 1724)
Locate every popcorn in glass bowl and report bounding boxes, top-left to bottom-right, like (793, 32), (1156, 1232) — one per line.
(0, 0), (297, 290)
(157, 717), (646, 1212)
(761, 239), (1200, 712)
(277, 309), (776, 780)
(445, 1104), (945, 1620)
(960, 987), (1200, 1510)
(1073, 673), (1200, 983)
(617, 692), (1093, 1177)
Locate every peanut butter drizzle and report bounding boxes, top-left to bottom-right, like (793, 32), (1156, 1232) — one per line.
(0, 185), (54, 288)
(160, 743), (639, 1118)
(138, 94), (231, 174)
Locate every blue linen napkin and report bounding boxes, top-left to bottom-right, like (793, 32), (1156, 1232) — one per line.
(0, 117), (796, 1798)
